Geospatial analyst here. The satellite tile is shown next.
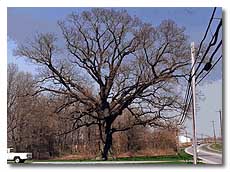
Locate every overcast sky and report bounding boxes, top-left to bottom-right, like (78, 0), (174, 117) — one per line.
(7, 7), (222, 138)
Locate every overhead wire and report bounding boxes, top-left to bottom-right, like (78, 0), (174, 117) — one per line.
(192, 18), (222, 78)
(179, 82), (191, 125)
(190, 7), (217, 74)
(196, 55), (222, 85)
(196, 39), (222, 79)
(178, 7), (222, 125)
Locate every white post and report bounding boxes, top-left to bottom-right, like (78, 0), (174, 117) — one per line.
(219, 110), (222, 141)
(191, 42), (197, 164)
(211, 120), (216, 144)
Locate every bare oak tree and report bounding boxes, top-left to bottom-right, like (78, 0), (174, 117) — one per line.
(15, 8), (191, 160)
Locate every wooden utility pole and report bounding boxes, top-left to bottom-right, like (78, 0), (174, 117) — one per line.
(218, 110), (222, 141)
(191, 42), (197, 164)
(211, 120), (217, 144)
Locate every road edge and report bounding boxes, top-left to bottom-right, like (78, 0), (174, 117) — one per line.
(184, 145), (219, 164)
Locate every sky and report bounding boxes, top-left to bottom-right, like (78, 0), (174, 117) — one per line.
(7, 7), (222, 138)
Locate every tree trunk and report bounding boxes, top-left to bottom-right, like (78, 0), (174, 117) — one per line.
(11, 129), (17, 149)
(102, 122), (113, 160)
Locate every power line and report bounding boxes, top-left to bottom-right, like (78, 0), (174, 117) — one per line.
(190, 7), (217, 73)
(181, 55), (222, 122)
(179, 8), (222, 126)
(192, 18), (222, 78)
(196, 55), (222, 85)
(196, 7), (217, 57)
(179, 91), (192, 125)
(179, 82), (191, 124)
(179, 54), (222, 125)
(196, 39), (222, 79)
(181, 21), (222, 119)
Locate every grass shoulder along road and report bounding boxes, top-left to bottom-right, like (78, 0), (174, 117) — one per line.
(199, 143), (222, 154)
(209, 143), (222, 152)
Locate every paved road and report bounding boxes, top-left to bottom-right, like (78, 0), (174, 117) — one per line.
(185, 144), (222, 164)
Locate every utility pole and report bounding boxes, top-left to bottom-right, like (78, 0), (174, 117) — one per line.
(218, 110), (222, 141)
(185, 130), (188, 143)
(211, 120), (217, 144)
(201, 134), (204, 143)
(191, 42), (197, 164)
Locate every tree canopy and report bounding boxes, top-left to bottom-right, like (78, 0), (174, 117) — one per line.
(15, 8), (192, 160)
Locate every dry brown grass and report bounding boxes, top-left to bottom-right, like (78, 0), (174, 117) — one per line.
(53, 153), (95, 160)
(52, 148), (176, 160)
(117, 148), (176, 158)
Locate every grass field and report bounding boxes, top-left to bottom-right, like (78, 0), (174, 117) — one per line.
(114, 149), (193, 161)
(8, 149), (202, 164)
(210, 143), (222, 152)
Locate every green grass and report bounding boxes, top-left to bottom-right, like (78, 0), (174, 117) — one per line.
(30, 149), (200, 164)
(9, 149), (203, 164)
(33, 149), (192, 162)
(7, 160), (33, 164)
(114, 151), (191, 161)
(210, 143), (222, 151)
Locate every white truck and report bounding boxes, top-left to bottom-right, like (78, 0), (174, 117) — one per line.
(7, 148), (32, 163)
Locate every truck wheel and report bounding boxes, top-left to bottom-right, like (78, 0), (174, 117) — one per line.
(14, 157), (21, 163)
